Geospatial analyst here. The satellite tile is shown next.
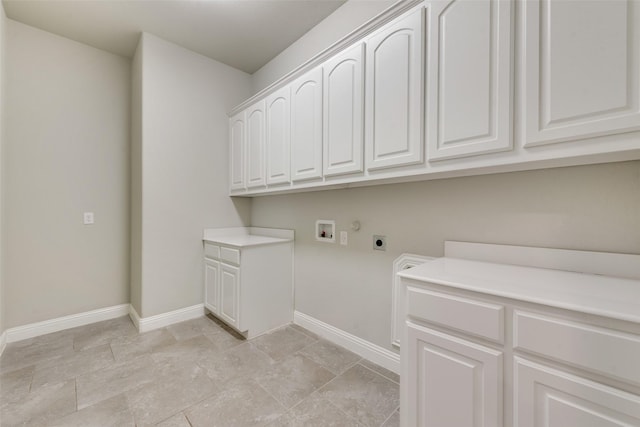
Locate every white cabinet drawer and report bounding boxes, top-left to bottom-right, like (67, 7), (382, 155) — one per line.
(204, 244), (220, 260)
(220, 247), (240, 265)
(514, 311), (640, 386)
(407, 286), (504, 343)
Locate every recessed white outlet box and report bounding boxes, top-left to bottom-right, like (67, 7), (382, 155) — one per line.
(373, 235), (386, 251)
(340, 231), (348, 246)
(83, 212), (94, 225)
(315, 220), (335, 243)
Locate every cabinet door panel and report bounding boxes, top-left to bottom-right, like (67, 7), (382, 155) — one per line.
(229, 112), (245, 191)
(524, 0), (640, 146)
(291, 67), (323, 182)
(406, 323), (502, 427)
(220, 263), (240, 330)
(427, 0), (513, 160)
(204, 259), (220, 315)
(323, 43), (365, 177)
(266, 86), (291, 185)
(366, 8), (424, 171)
(246, 100), (266, 188)
(515, 358), (640, 427)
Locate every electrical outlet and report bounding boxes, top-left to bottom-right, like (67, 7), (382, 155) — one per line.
(340, 231), (348, 246)
(373, 235), (386, 251)
(83, 212), (94, 225)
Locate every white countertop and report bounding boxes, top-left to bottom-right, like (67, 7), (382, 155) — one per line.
(202, 226), (294, 248)
(203, 234), (292, 248)
(398, 257), (640, 324)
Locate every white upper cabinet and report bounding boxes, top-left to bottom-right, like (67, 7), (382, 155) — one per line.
(229, 111), (246, 191)
(265, 86), (291, 185)
(228, 0), (640, 196)
(291, 67), (324, 182)
(426, 0), (513, 161)
(246, 100), (266, 188)
(323, 43), (365, 177)
(366, 8), (425, 171)
(523, 0), (640, 146)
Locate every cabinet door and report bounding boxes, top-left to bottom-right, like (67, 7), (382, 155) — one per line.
(515, 357), (640, 427)
(323, 43), (365, 177)
(405, 323), (502, 427)
(246, 100), (266, 188)
(291, 67), (323, 182)
(523, 0), (640, 146)
(204, 258), (220, 315)
(366, 8), (424, 171)
(426, 0), (513, 160)
(229, 111), (246, 191)
(266, 86), (291, 185)
(220, 263), (240, 330)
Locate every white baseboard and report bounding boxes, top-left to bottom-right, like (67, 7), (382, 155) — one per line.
(4, 304), (130, 344)
(294, 311), (400, 374)
(0, 331), (6, 357)
(130, 304), (205, 333)
(128, 305), (141, 331)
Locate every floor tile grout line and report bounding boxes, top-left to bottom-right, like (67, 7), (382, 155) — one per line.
(292, 334), (323, 356)
(337, 357), (364, 377)
(156, 405), (200, 427)
(379, 404), (400, 427)
(251, 348), (336, 414)
(357, 361), (400, 385)
(316, 360), (379, 394)
(289, 323), (320, 341)
(293, 351), (339, 379)
(250, 341), (279, 364)
(293, 338), (364, 376)
(319, 394), (363, 426)
(184, 410), (195, 427)
(254, 377), (292, 414)
(27, 366), (35, 394)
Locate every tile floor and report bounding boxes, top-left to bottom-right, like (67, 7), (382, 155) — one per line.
(0, 315), (400, 426)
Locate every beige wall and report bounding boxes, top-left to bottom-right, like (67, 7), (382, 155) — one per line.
(133, 33), (252, 318)
(130, 37), (143, 315)
(251, 0), (394, 94)
(0, 1), (6, 336)
(251, 162), (640, 351)
(4, 20), (131, 328)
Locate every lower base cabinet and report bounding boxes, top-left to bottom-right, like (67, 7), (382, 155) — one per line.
(204, 258), (221, 317)
(405, 323), (502, 427)
(219, 262), (240, 329)
(515, 357), (640, 427)
(203, 233), (293, 339)
(400, 258), (640, 427)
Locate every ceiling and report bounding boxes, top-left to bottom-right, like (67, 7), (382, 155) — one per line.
(2, 0), (347, 74)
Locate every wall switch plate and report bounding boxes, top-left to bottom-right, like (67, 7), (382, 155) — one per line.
(340, 231), (348, 246)
(373, 235), (386, 251)
(83, 212), (94, 225)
